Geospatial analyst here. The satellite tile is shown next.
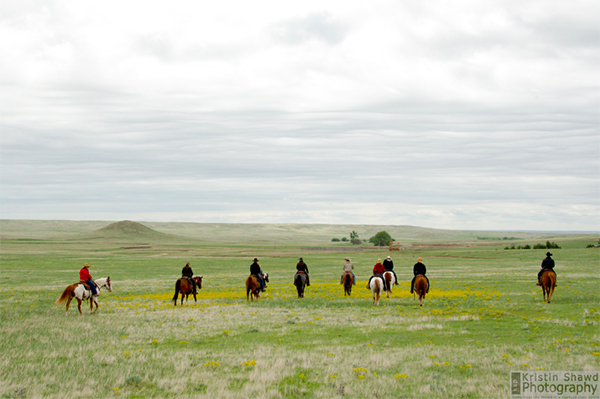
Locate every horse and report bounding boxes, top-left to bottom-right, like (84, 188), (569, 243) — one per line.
(342, 271), (353, 296)
(414, 274), (428, 306)
(172, 276), (203, 306)
(383, 271), (396, 299)
(540, 269), (557, 303)
(246, 273), (269, 302)
(54, 277), (112, 316)
(294, 272), (307, 298)
(370, 276), (384, 306)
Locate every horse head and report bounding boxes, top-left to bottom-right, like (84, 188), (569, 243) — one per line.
(194, 276), (203, 289)
(98, 276), (112, 292)
(263, 273), (269, 283)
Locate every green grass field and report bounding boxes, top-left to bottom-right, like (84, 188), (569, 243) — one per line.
(1, 221), (599, 398)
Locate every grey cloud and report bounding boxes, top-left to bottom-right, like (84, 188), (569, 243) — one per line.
(134, 33), (174, 61)
(270, 12), (348, 45)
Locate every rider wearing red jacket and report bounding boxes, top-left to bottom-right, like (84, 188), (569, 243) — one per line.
(367, 259), (387, 290)
(79, 263), (98, 296)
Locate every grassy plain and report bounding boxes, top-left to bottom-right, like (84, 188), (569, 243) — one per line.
(0, 221), (599, 399)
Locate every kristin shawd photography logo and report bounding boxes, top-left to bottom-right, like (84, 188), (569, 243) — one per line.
(511, 371), (599, 399)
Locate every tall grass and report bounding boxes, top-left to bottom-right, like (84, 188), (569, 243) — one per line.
(0, 223), (598, 398)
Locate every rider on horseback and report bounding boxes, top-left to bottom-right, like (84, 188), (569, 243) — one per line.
(411, 258), (429, 294)
(536, 252), (556, 286)
(341, 257), (356, 285)
(250, 258), (266, 292)
(295, 257), (310, 286)
(79, 263), (98, 297)
(383, 255), (398, 285)
(182, 262), (197, 294)
(367, 259), (387, 290)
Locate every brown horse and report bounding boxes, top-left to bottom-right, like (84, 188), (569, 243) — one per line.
(172, 276), (203, 306)
(246, 273), (269, 302)
(414, 275), (428, 306)
(540, 269), (557, 303)
(342, 271), (353, 296)
(54, 277), (112, 316)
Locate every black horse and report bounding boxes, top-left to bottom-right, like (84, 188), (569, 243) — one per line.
(294, 272), (308, 298)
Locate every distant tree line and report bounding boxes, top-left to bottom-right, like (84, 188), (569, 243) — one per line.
(478, 236), (521, 241)
(505, 241), (561, 250)
(331, 230), (395, 247)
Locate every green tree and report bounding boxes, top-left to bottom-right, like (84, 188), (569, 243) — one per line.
(349, 231), (360, 245)
(372, 231), (393, 247)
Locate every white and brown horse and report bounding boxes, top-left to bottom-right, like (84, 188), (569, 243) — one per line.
(54, 277), (112, 316)
(370, 276), (384, 306)
(383, 271), (396, 299)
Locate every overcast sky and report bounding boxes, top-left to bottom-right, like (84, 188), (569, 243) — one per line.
(1, 0), (598, 231)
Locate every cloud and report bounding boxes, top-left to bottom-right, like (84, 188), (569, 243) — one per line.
(0, 0), (598, 231)
(270, 12), (348, 45)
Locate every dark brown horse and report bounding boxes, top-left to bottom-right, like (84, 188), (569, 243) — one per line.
(540, 269), (557, 303)
(172, 276), (203, 306)
(294, 272), (307, 298)
(414, 275), (428, 306)
(342, 271), (353, 296)
(246, 273), (269, 302)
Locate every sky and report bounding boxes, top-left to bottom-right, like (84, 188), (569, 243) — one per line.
(1, 0), (599, 231)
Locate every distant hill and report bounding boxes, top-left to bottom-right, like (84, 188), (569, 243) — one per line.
(99, 220), (158, 235)
(0, 219), (596, 246)
(74, 220), (186, 243)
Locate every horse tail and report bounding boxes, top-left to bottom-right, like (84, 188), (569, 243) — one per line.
(54, 285), (74, 306)
(172, 279), (181, 304)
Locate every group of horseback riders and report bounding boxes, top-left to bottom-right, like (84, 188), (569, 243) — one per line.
(78, 252), (556, 297)
(177, 252), (556, 294)
(353, 256), (430, 293)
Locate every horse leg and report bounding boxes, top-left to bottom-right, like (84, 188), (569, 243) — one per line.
(77, 298), (83, 316)
(547, 283), (555, 303)
(91, 296), (98, 314)
(65, 296), (73, 316)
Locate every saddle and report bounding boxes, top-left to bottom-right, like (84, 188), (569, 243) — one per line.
(79, 280), (92, 290)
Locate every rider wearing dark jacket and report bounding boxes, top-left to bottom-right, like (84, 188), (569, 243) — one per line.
(182, 262), (197, 294)
(250, 258), (265, 292)
(411, 258), (429, 294)
(295, 258), (310, 286)
(537, 252), (556, 286)
(383, 256), (398, 285)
